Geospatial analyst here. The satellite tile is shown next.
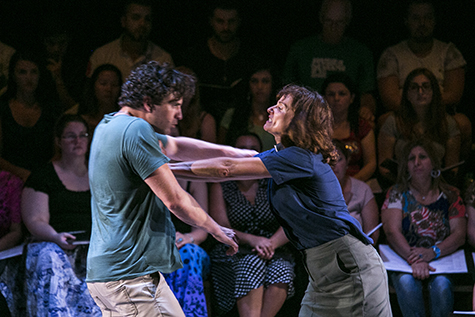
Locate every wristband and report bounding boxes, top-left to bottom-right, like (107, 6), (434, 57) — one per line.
(432, 245), (441, 259)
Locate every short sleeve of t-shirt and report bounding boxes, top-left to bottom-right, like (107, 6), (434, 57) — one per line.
(257, 147), (314, 185)
(123, 119), (170, 180)
(376, 47), (399, 79)
(220, 108), (235, 129)
(447, 115), (461, 138)
(379, 114), (399, 138)
(357, 118), (373, 140)
(445, 43), (467, 70)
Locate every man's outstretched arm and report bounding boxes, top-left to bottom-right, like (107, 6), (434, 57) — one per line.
(145, 163), (238, 255)
(163, 136), (257, 161)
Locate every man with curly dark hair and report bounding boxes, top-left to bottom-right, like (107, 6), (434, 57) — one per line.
(86, 61), (254, 316)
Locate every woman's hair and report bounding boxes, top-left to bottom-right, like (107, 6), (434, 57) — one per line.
(78, 64), (123, 116)
(332, 138), (350, 161)
(118, 61), (195, 109)
(396, 137), (450, 195)
(3, 51), (49, 103)
(54, 114), (89, 138)
(279, 84), (338, 166)
(226, 60), (279, 146)
(321, 73), (361, 136)
(397, 67), (448, 144)
(174, 66), (202, 138)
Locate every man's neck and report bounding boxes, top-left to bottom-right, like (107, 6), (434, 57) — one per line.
(208, 36), (240, 61)
(407, 38), (434, 58)
(121, 34), (147, 60)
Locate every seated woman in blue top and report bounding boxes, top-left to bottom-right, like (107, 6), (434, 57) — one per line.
(171, 84), (392, 316)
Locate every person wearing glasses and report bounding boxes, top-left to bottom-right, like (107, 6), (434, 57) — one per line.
(21, 114), (101, 316)
(378, 68), (461, 186)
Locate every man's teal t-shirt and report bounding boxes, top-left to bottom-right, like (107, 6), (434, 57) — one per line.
(86, 113), (182, 283)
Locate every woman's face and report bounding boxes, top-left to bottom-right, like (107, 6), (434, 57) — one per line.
(58, 121), (89, 157)
(14, 60), (39, 94)
(249, 70), (272, 104)
(235, 135), (261, 153)
(264, 95), (294, 140)
(94, 70), (121, 106)
(407, 74), (433, 110)
(324, 82), (354, 115)
(332, 148), (348, 182)
(407, 146), (433, 179)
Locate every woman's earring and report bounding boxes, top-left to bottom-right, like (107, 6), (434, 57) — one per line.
(407, 173), (412, 181)
(431, 169), (441, 178)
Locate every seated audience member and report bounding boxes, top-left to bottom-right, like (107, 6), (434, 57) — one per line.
(0, 171), (23, 251)
(67, 64), (122, 134)
(465, 181), (475, 311)
(179, 0), (258, 125)
(322, 73), (376, 181)
(172, 66), (216, 143)
(209, 133), (294, 316)
(41, 23), (87, 111)
(381, 138), (466, 317)
(0, 171), (23, 316)
(86, 0), (173, 82)
(0, 40), (15, 96)
(283, 0), (376, 124)
(332, 140), (380, 243)
(218, 62), (277, 151)
(377, 0), (471, 161)
(0, 51), (61, 182)
(378, 68), (460, 185)
(162, 179), (211, 317)
(21, 114), (100, 316)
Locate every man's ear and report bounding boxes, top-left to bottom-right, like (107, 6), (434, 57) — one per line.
(143, 96), (153, 112)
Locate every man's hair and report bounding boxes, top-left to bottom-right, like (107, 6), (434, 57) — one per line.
(122, 0), (153, 16)
(319, 0), (353, 23)
(278, 84), (338, 166)
(406, 0), (435, 18)
(208, 0), (241, 18)
(119, 62), (196, 109)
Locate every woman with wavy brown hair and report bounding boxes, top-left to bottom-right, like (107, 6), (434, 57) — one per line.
(171, 84), (392, 316)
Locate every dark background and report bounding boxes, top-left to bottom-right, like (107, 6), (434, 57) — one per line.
(1, 0), (474, 118)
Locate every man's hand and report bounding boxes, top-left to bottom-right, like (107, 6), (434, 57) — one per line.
(211, 226), (238, 256)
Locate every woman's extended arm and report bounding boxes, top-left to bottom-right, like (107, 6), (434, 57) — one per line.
(21, 187), (76, 250)
(170, 157), (271, 182)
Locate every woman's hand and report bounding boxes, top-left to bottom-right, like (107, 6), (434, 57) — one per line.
(54, 232), (77, 250)
(407, 246), (435, 264)
(250, 236), (275, 260)
(175, 231), (197, 249)
(411, 261), (436, 280)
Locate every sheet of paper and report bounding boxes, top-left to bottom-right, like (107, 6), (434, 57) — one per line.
(379, 244), (467, 274)
(0, 243), (24, 260)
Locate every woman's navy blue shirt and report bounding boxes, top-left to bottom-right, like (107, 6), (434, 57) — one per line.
(256, 145), (372, 251)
